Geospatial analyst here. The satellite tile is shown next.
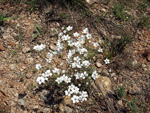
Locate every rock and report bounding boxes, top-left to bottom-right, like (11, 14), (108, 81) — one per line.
(147, 55), (150, 62)
(39, 90), (49, 100)
(9, 64), (17, 70)
(86, 0), (98, 4)
(18, 99), (25, 106)
(59, 103), (73, 113)
(95, 76), (112, 95)
(43, 108), (51, 113)
(117, 100), (123, 106)
(2, 33), (13, 39)
(0, 45), (5, 51)
(22, 47), (30, 53)
(50, 44), (57, 51)
(63, 96), (72, 105)
(34, 105), (39, 110)
(25, 57), (34, 64)
(26, 73), (32, 79)
(132, 60), (138, 66)
(96, 62), (102, 68)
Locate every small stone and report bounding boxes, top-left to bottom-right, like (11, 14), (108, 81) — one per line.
(50, 44), (57, 51)
(63, 96), (72, 105)
(96, 62), (102, 68)
(26, 73), (32, 79)
(18, 99), (25, 106)
(0, 45), (5, 51)
(147, 55), (150, 62)
(117, 100), (123, 106)
(142, 64), (146, 68)
(95, 76), (112, 95)
(132, 60), (138, 66)
(25, 57), (34, 64)
(34, 105), (39, 110)
(9, 64), (17, 70)
(22, 47), (30, 53)
(59, 103), (73, 113)
(43, 108), (51, 113)
(86, 0), (98, 4)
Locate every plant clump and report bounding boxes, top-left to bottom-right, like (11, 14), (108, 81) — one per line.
(33, 26), (110, 103)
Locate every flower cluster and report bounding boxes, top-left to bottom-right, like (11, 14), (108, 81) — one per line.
(36, 69), (52, 85)
(65, 84), (88, 103)
(74, 71), (88, 79)
(34, 25), (111, 103)
(33, 44), (46, 51)
(36, 64), (42, 70)
(55, 74), (71, 84)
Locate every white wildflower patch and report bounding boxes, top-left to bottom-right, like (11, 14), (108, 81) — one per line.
(34, 26), (111, 103)
(52, 68), (60, 75)
(92, 70), (99, 80)
(33, 44), (46, 51)
(93, 42), (99, 47)
(98, 48), (103, 53)
(36, 64), (42, 70)
(73, 32), (79, 37)
(36, 76), (46, 85)
(55, 74), (71, 84)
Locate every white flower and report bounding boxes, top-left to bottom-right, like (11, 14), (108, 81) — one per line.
(61, 27), (64, 30)
(42, 70), (52, 78)
(82, 28), (89, 34)
(62, 70), (66, 73)
(71, 95), (80, 103)
(33, 44), (46, 51)
(78, 35), (85, 44)
(66, 26), (73, 31)
(52, 68), (60, 75)
(45, 58), (52, 63)
(93, 42), (99, 47)
(79, 91), (88, 102)
(55, 74), (71, 84)
(73, 32), (79, 37)
(74, 41), (82, 48)
(74, 71), (88, 79)
(36, 76), (45, 85)
(104, 58), (110, 64)
(61, 35), (70, 41)
(58, 32), (63, 37)
(65, 84), (80, 96)
(63, 30), (67, 34)
(82, 60), (90, 68)
(56, 40), (63, 52)
(98, 48), (103, 53)
(86, 33), (92, 39)
(36, 64), (42, 70)
(92, 70), (99, 80)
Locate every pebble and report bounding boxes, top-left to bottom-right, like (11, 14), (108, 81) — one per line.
(25, 57), (34, 64)
(132, 60), (138, 66)
(26, 73), (32, 79)
(18, 99), (25, 106)
(117, 100), (123, 106)
(22, 47), (30, 53)
(50, 44), (57, 51)
(43, 108), (51, 113)
(9, 64), (17, 70)
(96, 62), (102, 68)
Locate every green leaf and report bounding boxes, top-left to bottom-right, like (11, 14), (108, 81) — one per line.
(32, 33), (39, 39)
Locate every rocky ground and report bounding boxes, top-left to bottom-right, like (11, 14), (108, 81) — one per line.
(0, 0), (150, 113)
